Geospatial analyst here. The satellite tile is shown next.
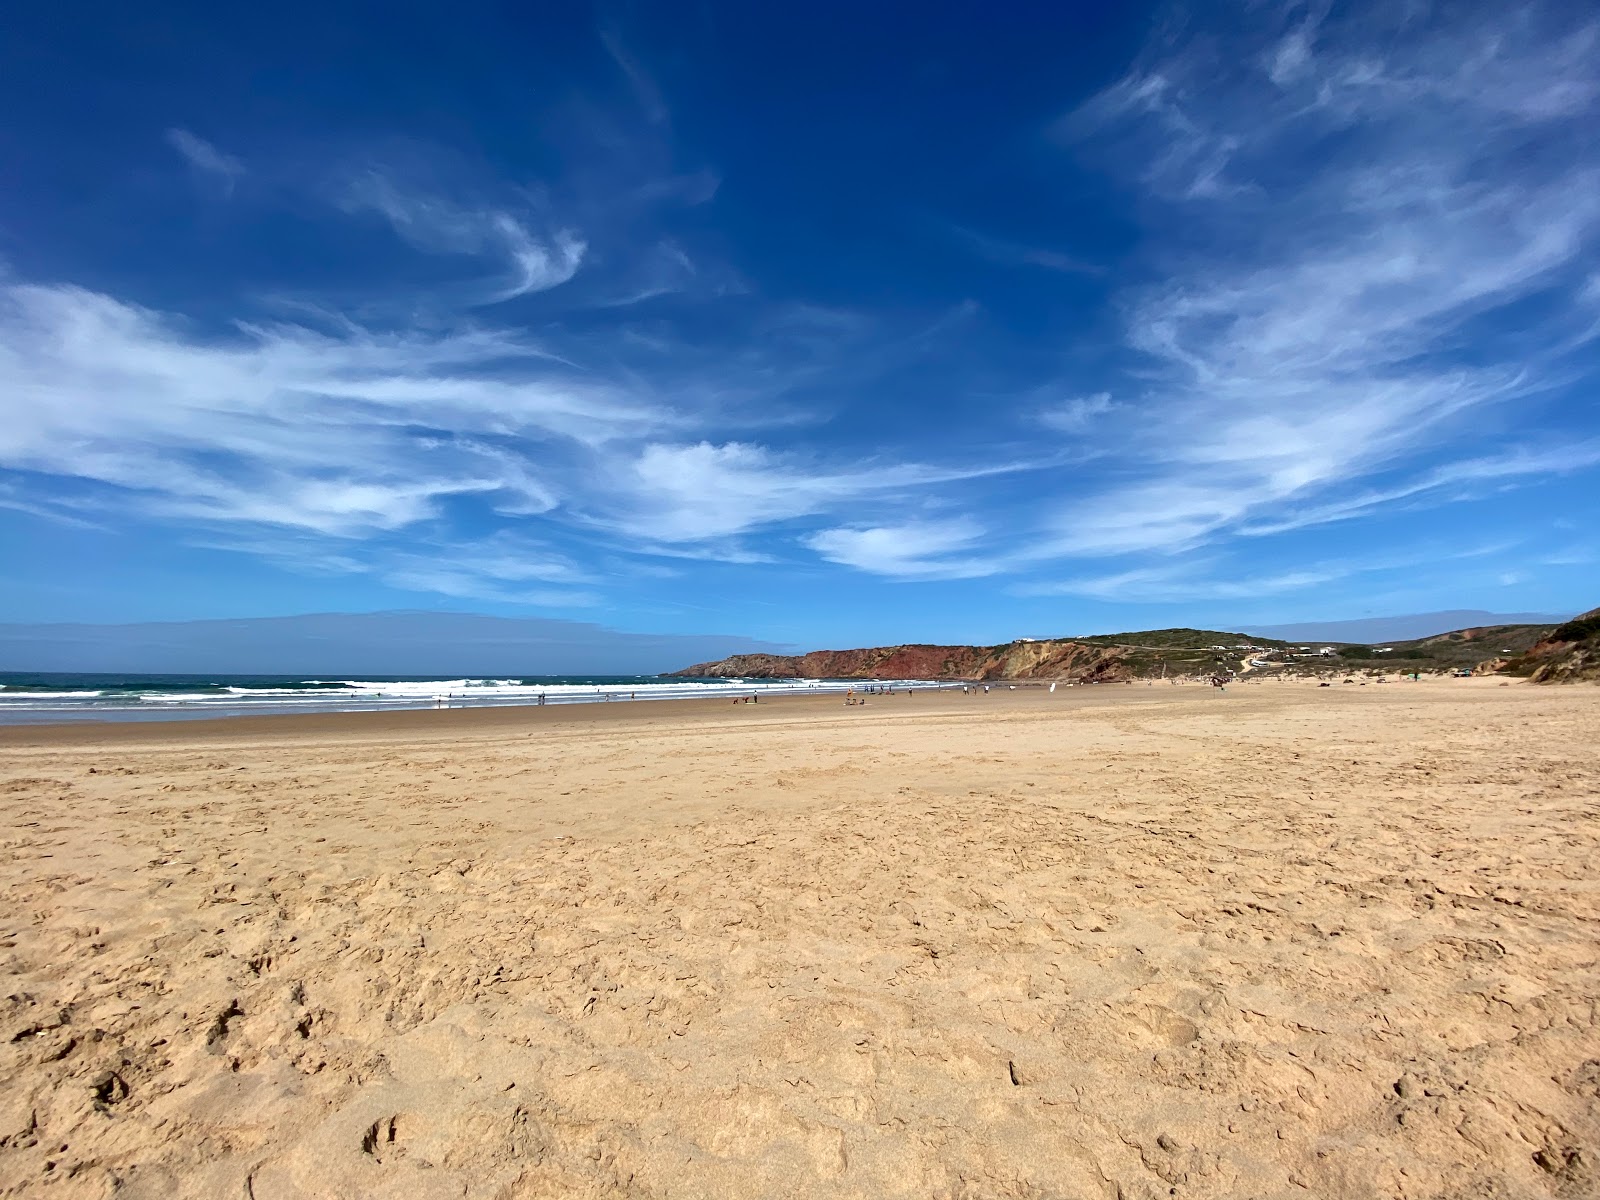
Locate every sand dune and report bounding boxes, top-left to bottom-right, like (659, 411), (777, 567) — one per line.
(1, 680), (1596, 1198)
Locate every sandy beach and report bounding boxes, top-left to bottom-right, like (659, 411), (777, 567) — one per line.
(1, 678), (1596, 1199)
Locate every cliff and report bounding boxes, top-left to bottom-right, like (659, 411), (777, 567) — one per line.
(673, 616), (1562, 682)
(676, 639), (1148, 682)
(1502, 607), (1600, 682)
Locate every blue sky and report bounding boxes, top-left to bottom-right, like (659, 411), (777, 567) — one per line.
(1, 0), (1596, 647)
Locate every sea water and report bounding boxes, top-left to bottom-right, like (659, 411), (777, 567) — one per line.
(0, 673), (948, 724)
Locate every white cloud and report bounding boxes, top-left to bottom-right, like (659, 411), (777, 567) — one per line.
(379, 534), (599, 605)
(805, 518), (992, 579)
(0, 282), (653, 537)
(341, 171), (586, 301)
(1265, 20), (1316, 87)
(1037, 392), (1114, 432)
(1539, 547), (1596, 567)
(0, 480), (104, 530)
(165, 129), (244, 189)
(1236, 442), (1600, 537)
(1017, 534), (1529, 611)
(0, 280), (1035, 597)
(1022, 563), (1341, 603)
(1018, 537), (1516, 604)
(597, 441), (1025, 548)
(945, 224), (1102, 275)
(599, 25), (668, 126)
(1043, 1), (1600, 558)
(192, 529), (600, 606)
(617, 442), (824, 542)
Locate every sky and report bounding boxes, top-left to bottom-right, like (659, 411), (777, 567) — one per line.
(0, 612), (790, 675)
(1, 0), (1596, 649)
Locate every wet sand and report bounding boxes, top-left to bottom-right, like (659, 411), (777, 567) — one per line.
(1, 678), (1596, 1198)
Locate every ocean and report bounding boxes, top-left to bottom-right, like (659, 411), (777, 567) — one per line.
(0, 672), (945, 724)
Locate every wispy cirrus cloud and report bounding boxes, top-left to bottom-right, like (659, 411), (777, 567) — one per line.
(340, 170), (587, 302)
(1044, 0), (1600, 559)
(165, 128), (244, 191)
(0, 281), (650, 537)
(943, 223), (1102, 276)
(1022, 563), (1341, 604)
(590, 442), (1024, 550)
(0, 479), (105, 530)
(805, 518), (994, 580)
(377, 533), (600, 606)
(598, 24), (669, 126)
(1236, 442), (1600, 538)
(1020, 539), (1520, 604)
(1037, 392), (1115, 433)
(0, 271), (1024, 598)
(189, 529), (601, 607)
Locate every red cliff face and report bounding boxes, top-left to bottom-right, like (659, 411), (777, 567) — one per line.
(1504, 607), (1600, 683)
(674, 639), (1133, 681)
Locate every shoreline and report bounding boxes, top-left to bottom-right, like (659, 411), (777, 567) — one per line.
(0, 672), (1519, 748)
(0, 678), (1153, 747)
(0, 666), (1502, 736)
(0, 677), (963, 729)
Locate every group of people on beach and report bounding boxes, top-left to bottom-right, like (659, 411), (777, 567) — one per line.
(844, 684), (906, 705)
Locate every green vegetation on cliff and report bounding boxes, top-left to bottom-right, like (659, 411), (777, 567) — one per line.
(1066, 627), (1288, 650)
(1501, 607), (1600, 682)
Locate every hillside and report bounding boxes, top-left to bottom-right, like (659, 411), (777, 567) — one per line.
(1260, 621), (1557, 675)
(675, 631), (1267, 682)
(1501, 608), (1600, 682)
(1063, 627), (1290, 650)
(675, 620), (1567, 682)
(1244, 610), (1571, 643)
(675, 641), (1129, 682)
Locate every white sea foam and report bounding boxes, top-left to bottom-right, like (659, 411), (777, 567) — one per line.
(0, 689), (105, 699)
(0, 677), (951, 723)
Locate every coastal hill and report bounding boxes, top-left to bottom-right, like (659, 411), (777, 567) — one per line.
(1241, 609), (1571, 643)
(1360, 621), (1558, 674)
(1502, 607), (1600, 682)
(678, 640), (1130, 683)
(676, 628), (1286, 682)
(674, 620), (1570, 681)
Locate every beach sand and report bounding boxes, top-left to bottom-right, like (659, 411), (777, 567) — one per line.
(1, 679), (1596, 1199)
